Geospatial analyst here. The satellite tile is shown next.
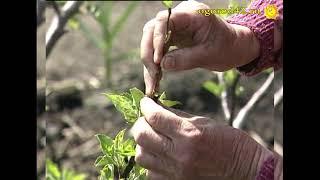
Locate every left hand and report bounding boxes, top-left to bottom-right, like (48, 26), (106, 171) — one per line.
(131, 97), (270, 180)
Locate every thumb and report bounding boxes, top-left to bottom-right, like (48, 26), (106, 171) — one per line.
(160, 46), (208, 71)
(140, 97), (183, 138)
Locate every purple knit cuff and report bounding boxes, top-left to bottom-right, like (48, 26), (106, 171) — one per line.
(227, 0), (283, 76)
(256, 155), (274, 180)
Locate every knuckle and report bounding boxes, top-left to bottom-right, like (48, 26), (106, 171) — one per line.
(135, 130), (149, 145)
(190, 128), (203, 141)
(182, 124), (204, 144)
(148, 111), (163, 126)
(161, 138), (174, 156)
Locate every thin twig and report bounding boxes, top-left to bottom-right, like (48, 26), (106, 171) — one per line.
(274, 85), (283, 108)
(232, 72), (274, 129)
(166, 8), (171, 38)
(46, 1), (83, 58)
(217, 72), (231, 121)
(274, 141), (283, 156)
(47, 1), (61, 17)
(229, 74), (240, 125)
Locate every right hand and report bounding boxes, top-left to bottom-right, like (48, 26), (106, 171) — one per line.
(131, 97), (273, 180)
(140, 1), (260, 95)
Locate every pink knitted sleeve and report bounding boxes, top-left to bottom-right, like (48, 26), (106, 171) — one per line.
(227, 0), (283, 76)
(256, 155), (274, 180)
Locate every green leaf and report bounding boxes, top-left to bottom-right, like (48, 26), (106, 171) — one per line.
(98, 2), (113, 43)
(162, 0), (173, 8)
(72, 174), (87, 180)
(119, 138), (136, 156)
(101, 164), (114, 180)
(104, 92), (138, 123)
(158, 92), (182, 107)
(95, 155), (114, 167)
(96, 134), (114, 154)
(114, 129), (126, 150)
(203, 80), (224, 97)
(128, 165), (147, 180)
(46, 159), (61, 179)
(263, 67), (273, 74)
(129, 87), (144, 110)
(160, 100), (182, 107)
(158, 92), (166, 101)
(63, 169), (86, 180)
(224, 69), (237, 86)
(68, 18), (79, 30)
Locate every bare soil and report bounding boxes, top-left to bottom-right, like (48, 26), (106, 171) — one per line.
(37, 1), (282, 179)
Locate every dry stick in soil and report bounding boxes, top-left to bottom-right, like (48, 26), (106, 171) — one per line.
(217, 72), (231, 121)
(232, 72), (274, 129)
(46, 1), (83, 58)
(274, 85), (283, 108)
(216, 71), (240, 125)
(229, 74), (240, 125)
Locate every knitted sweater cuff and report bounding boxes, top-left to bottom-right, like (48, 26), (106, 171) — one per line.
(226, 0), (283, 76)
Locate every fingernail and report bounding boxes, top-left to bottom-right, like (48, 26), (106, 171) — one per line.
(162, 56), (175, 70)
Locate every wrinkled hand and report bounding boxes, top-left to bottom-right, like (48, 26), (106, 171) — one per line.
(131, 97), (271, 180)
(141, 1), (260, 95)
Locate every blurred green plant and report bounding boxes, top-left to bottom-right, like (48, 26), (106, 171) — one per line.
(203, 67), (274, 125)
(203, 69), (242, 124)
(203, 80), (224, 97)
(95, 130), (146, 180)
(203, 69), (243, 98)
(46, 159), (87, 180)
(263, 67), (274, 74)
(162, 0), (173, 9)
(68, 1), (138, 87)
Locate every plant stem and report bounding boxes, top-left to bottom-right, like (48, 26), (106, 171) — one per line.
(121, 156), (135, 179)
(229, 74), (240, 125)
(114, 165), (120, 180)
(104, 47), (113, 88)
(166, 8), (171, 36)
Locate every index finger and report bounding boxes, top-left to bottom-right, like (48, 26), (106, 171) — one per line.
(141, 19), (162, 95)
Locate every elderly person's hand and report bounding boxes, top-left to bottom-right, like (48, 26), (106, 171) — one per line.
(141, 0), (260, 95)
(131, 97), (278, 180)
